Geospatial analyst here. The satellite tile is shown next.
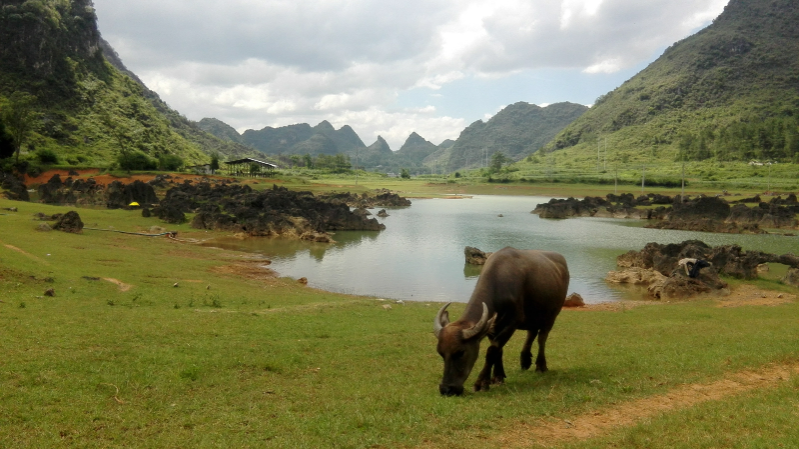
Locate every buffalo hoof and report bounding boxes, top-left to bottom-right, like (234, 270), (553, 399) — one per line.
(521, 352), (533, 370)
(474, 380), (490, 392)
(490, 376), (505, 385)
(440, 385), (464, 396)
(535, 364), (548, 373)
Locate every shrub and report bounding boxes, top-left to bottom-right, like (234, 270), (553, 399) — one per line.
(36, 148), (58, 164)
(158, 154), (184, 171)
(118, 151), (157, 171)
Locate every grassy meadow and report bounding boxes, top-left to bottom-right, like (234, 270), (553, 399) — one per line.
(1, 187), (799, 448)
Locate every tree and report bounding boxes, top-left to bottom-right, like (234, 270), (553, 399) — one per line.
(209, 152), (220, 174)
(490, 151), (510, 173)
(400, 168), (410, 179)
(159, 154), (184, 171)
(1, 92), (40, 163)
(0, 117), (15, 159)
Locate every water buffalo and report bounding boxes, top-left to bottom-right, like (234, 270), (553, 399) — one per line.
(434, 247), (569, 396)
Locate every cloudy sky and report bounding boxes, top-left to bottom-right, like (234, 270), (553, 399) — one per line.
(93, 0), (729, 151)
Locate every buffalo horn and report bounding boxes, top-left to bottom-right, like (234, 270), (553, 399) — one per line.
(434, 302), (451, 338)
(462, 302), (492, 340)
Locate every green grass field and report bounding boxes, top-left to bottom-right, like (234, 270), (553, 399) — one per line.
(1, 190), (799, 448)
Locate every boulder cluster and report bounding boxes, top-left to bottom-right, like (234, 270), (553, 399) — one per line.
(607, 240), (799, 299)
(533, 193), (799, 234)
(155, 182), (388, 241)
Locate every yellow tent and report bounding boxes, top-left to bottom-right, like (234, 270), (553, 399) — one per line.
(129, 202), (140, 207)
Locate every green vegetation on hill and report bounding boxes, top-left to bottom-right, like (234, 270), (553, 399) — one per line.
(0, 0), (260, 169)
(546, 0), (799, 166)
(435, 102), (589, 172)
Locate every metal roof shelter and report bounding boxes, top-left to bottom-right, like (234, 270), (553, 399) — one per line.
(224, 157), (279, 177)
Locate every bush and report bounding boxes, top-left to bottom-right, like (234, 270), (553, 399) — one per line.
(36, 148), (58, 164)
(118, 151), (157, 171)
(158, 154), (184, 171)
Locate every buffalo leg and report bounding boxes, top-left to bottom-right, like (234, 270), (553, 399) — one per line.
(535, 326), (552, 372)
(475, 328), (515, 391)
(520, 329), (539, 371)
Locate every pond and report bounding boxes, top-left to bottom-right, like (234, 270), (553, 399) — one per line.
(204, 195), (796, 304)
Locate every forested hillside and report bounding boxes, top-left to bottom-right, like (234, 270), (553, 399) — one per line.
(546, 0), (799, 165)
(0, 0), (259, 169)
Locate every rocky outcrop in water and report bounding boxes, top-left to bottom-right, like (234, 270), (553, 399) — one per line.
(608, 240), (799, 300)
(319, 189), (412, 208)
(157, 182), (386, 240)
(534, 193), (798, 234)
(464, 246), (493, 265)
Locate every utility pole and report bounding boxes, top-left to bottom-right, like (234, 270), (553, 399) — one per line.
(641, 165), (645, 195)
(681, 161), (685, 198)
(767, 162), (772, 192)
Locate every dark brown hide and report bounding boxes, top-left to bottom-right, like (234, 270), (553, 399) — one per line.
(434, 247), (569, 396)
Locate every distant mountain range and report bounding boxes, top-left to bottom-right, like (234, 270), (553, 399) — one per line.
(545, 0), (799, 164)
(198, 101), (587, 172)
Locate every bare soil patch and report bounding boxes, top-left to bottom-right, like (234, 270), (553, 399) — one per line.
(25, 169), (282, 188)
(489, 362), (799, 448)
(0, 241), (49, 265)
(209, 260), (278, 283)
(102, 277), (132, 292)
(715, 284), (795, 307)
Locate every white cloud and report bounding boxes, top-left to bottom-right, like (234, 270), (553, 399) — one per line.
(92, 0), (730, 152)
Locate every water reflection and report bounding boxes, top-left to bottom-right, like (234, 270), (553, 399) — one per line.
(462, 263), (482, 279)
(203, 195), (798, 304)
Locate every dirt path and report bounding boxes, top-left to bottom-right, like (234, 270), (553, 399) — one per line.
(0, 241), (49, 265)
(102, 277), (133, 292)
(491, 361), (799, 448)
(417, 361), (799, 449)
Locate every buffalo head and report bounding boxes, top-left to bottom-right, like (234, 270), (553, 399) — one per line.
(434, 302), (495, 396)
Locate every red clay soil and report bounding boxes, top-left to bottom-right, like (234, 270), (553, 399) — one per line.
(24, 169), (281, 187)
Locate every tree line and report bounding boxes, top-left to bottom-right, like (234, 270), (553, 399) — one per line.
(677, 114), (799, 162)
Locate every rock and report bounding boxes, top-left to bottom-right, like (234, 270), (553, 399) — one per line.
(606, 267), (667, 285)
(52, 210), (84, 233)
(183, 183), (384, 237)
(297, 277), (308, 285)
(105, 180), (159, 209)
(36, 223), (52, 232)
(377, 209), (389, 217)
(757, 263), (769, 272)
(616, 250), (644, 268)
(782, 268), (799, 287)
(654, 267), (729, 300)
(465, 246), (493, 265)
(141, 207), (151, 218)
(44, 288), (55, 297)
(668, 196), (730, 221)
(609, 239), (799, 300)
(0, 171), (30, 201)
(563, 293), (585, 308)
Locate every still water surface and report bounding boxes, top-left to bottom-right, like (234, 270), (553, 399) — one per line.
(205, 195), (797, 304)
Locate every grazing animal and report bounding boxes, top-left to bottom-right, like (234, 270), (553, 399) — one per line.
(434, 247), (569, 396)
